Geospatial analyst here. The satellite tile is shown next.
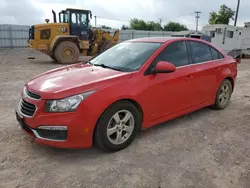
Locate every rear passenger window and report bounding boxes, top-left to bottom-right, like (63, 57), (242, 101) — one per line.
(210, 47), (224, 60)
(219, 53), (224, 59)
(210, 47), (219, 59)
(189, 41), (213, 63)
(155, 41), (189, 67)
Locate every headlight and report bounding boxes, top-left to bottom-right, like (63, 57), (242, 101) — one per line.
(45, 90), (95, 112)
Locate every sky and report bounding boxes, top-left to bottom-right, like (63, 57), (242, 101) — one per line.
(0, 0), (249, 30)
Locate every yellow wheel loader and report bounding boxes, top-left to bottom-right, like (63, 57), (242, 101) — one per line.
(28, 8), (119, 64)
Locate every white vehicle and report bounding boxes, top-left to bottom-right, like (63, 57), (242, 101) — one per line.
(202, 23), (250, 58)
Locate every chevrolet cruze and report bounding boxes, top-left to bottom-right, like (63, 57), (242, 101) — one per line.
(15, 37), (238, 151)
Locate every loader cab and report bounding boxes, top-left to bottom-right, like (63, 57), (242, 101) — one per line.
(59, 8), (92, 40)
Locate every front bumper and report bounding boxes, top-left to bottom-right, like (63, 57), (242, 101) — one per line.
(15, 95), (97, 149)
(27, 40), (50, 55)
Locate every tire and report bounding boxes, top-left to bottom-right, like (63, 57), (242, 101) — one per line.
(54, 41), (80, 64)
(50, 55), (57, 62)
(212, 79), (233, 110)
(94, 101), (141, 152)
(98, 41), (114, 54)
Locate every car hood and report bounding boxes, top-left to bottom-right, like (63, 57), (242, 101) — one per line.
(26, 63), (133, 99)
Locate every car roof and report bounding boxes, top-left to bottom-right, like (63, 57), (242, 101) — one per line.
(127, 37), (206, 43)
(127, 37), (183, 43)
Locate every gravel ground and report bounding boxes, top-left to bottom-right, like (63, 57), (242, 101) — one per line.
(0, 49), (250, 188)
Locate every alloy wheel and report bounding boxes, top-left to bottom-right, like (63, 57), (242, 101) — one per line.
(107, 110), (135, 145)
(218, 84), (230, 106)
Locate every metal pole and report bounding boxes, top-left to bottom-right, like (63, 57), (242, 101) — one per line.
(195, 11), (201, 32)
(234, 0), (240, 26)
(94, 16), (97, 28)
(9, 26), (13, 49)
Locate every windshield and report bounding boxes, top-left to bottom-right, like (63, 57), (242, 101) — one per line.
(90, 42), (162, 72)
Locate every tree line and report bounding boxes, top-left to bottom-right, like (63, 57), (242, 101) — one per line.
(99, 4), (235, 31)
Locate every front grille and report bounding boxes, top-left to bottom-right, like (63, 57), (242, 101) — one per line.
(20, 99), (36, 117)
(26, 89), (41, 100)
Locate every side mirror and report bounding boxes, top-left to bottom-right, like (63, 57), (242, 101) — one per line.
(154, 61), (176, 74)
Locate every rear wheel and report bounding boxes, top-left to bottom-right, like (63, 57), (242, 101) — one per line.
(54, 41), (80, 64)
(212, 79), (233, 110)
(94, 101), (141, 152)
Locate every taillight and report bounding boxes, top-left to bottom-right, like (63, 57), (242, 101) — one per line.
(235, 58), (241, 64)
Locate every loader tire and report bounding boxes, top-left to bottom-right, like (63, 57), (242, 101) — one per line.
(98, 41), (115, 54)
(50, 55), (57, 62)
(54, 41), (79, 64)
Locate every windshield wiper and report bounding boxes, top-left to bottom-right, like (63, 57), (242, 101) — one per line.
(93, 64), (122, 71)
(84, 61), (93, 65)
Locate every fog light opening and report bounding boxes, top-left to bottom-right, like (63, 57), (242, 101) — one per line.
(34, 126), (68, 141)
(37, 126), (67, 131)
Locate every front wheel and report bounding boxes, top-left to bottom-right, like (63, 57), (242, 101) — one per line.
(54, 41), (80, 64)
(212, 79), (233, 110)
(94, 101), (141, 152)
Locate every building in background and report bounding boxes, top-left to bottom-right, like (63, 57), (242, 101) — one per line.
(171, 30), (203, 39)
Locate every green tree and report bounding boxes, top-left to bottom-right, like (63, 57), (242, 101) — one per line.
(129, 18), (162, 31)
(147, 21), (162, 31)
(209, 4), (235, 25)
(121, 25), (129, 30)
(163, 22), (188, 31)
(130, 18), (147, 30)
(100, 25), (112, 29)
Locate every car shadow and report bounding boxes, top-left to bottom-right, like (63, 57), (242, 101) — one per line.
(138, 107), (213, 138)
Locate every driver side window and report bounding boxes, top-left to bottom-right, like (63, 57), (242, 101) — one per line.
(71, 13), (87, 26)
(154, 41), (189, 67)
(71, 13), (77, 24)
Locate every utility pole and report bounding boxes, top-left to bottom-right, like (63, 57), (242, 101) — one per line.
(194, 11), (201, 32)
(159, 18), (163, 30)
(94, 16), (97, 28)
(234, 0), (240, 26)
(159, 18), (162, 26)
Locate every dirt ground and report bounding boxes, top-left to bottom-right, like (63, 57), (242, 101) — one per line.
(0, 49), (250, 188)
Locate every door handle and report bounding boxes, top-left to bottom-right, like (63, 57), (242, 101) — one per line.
(184, 75), (194, 81)
(213, 67), (220, 72)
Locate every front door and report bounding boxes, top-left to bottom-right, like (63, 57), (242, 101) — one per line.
(146, 41), (196, 121)
(69, 11), (89, 40)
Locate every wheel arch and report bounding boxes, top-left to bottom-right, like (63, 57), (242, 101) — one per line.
(225, 76), (234, 89)
(223, 76), (235, 91)
(92, 98), (144, 142)
(51, 36), (80, 53)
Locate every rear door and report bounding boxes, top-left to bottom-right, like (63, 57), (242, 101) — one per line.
(187, 41), (224, 105)
(146, 41), (196, 120)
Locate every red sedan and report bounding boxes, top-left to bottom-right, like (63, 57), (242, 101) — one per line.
(16, 37), (238, 151)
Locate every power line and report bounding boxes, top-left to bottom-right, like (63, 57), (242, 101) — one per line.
(194, 11), (201, 32)
(95, 15), (130, 22)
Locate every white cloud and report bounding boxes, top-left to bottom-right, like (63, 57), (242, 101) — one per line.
(0, 0), (249, 30)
